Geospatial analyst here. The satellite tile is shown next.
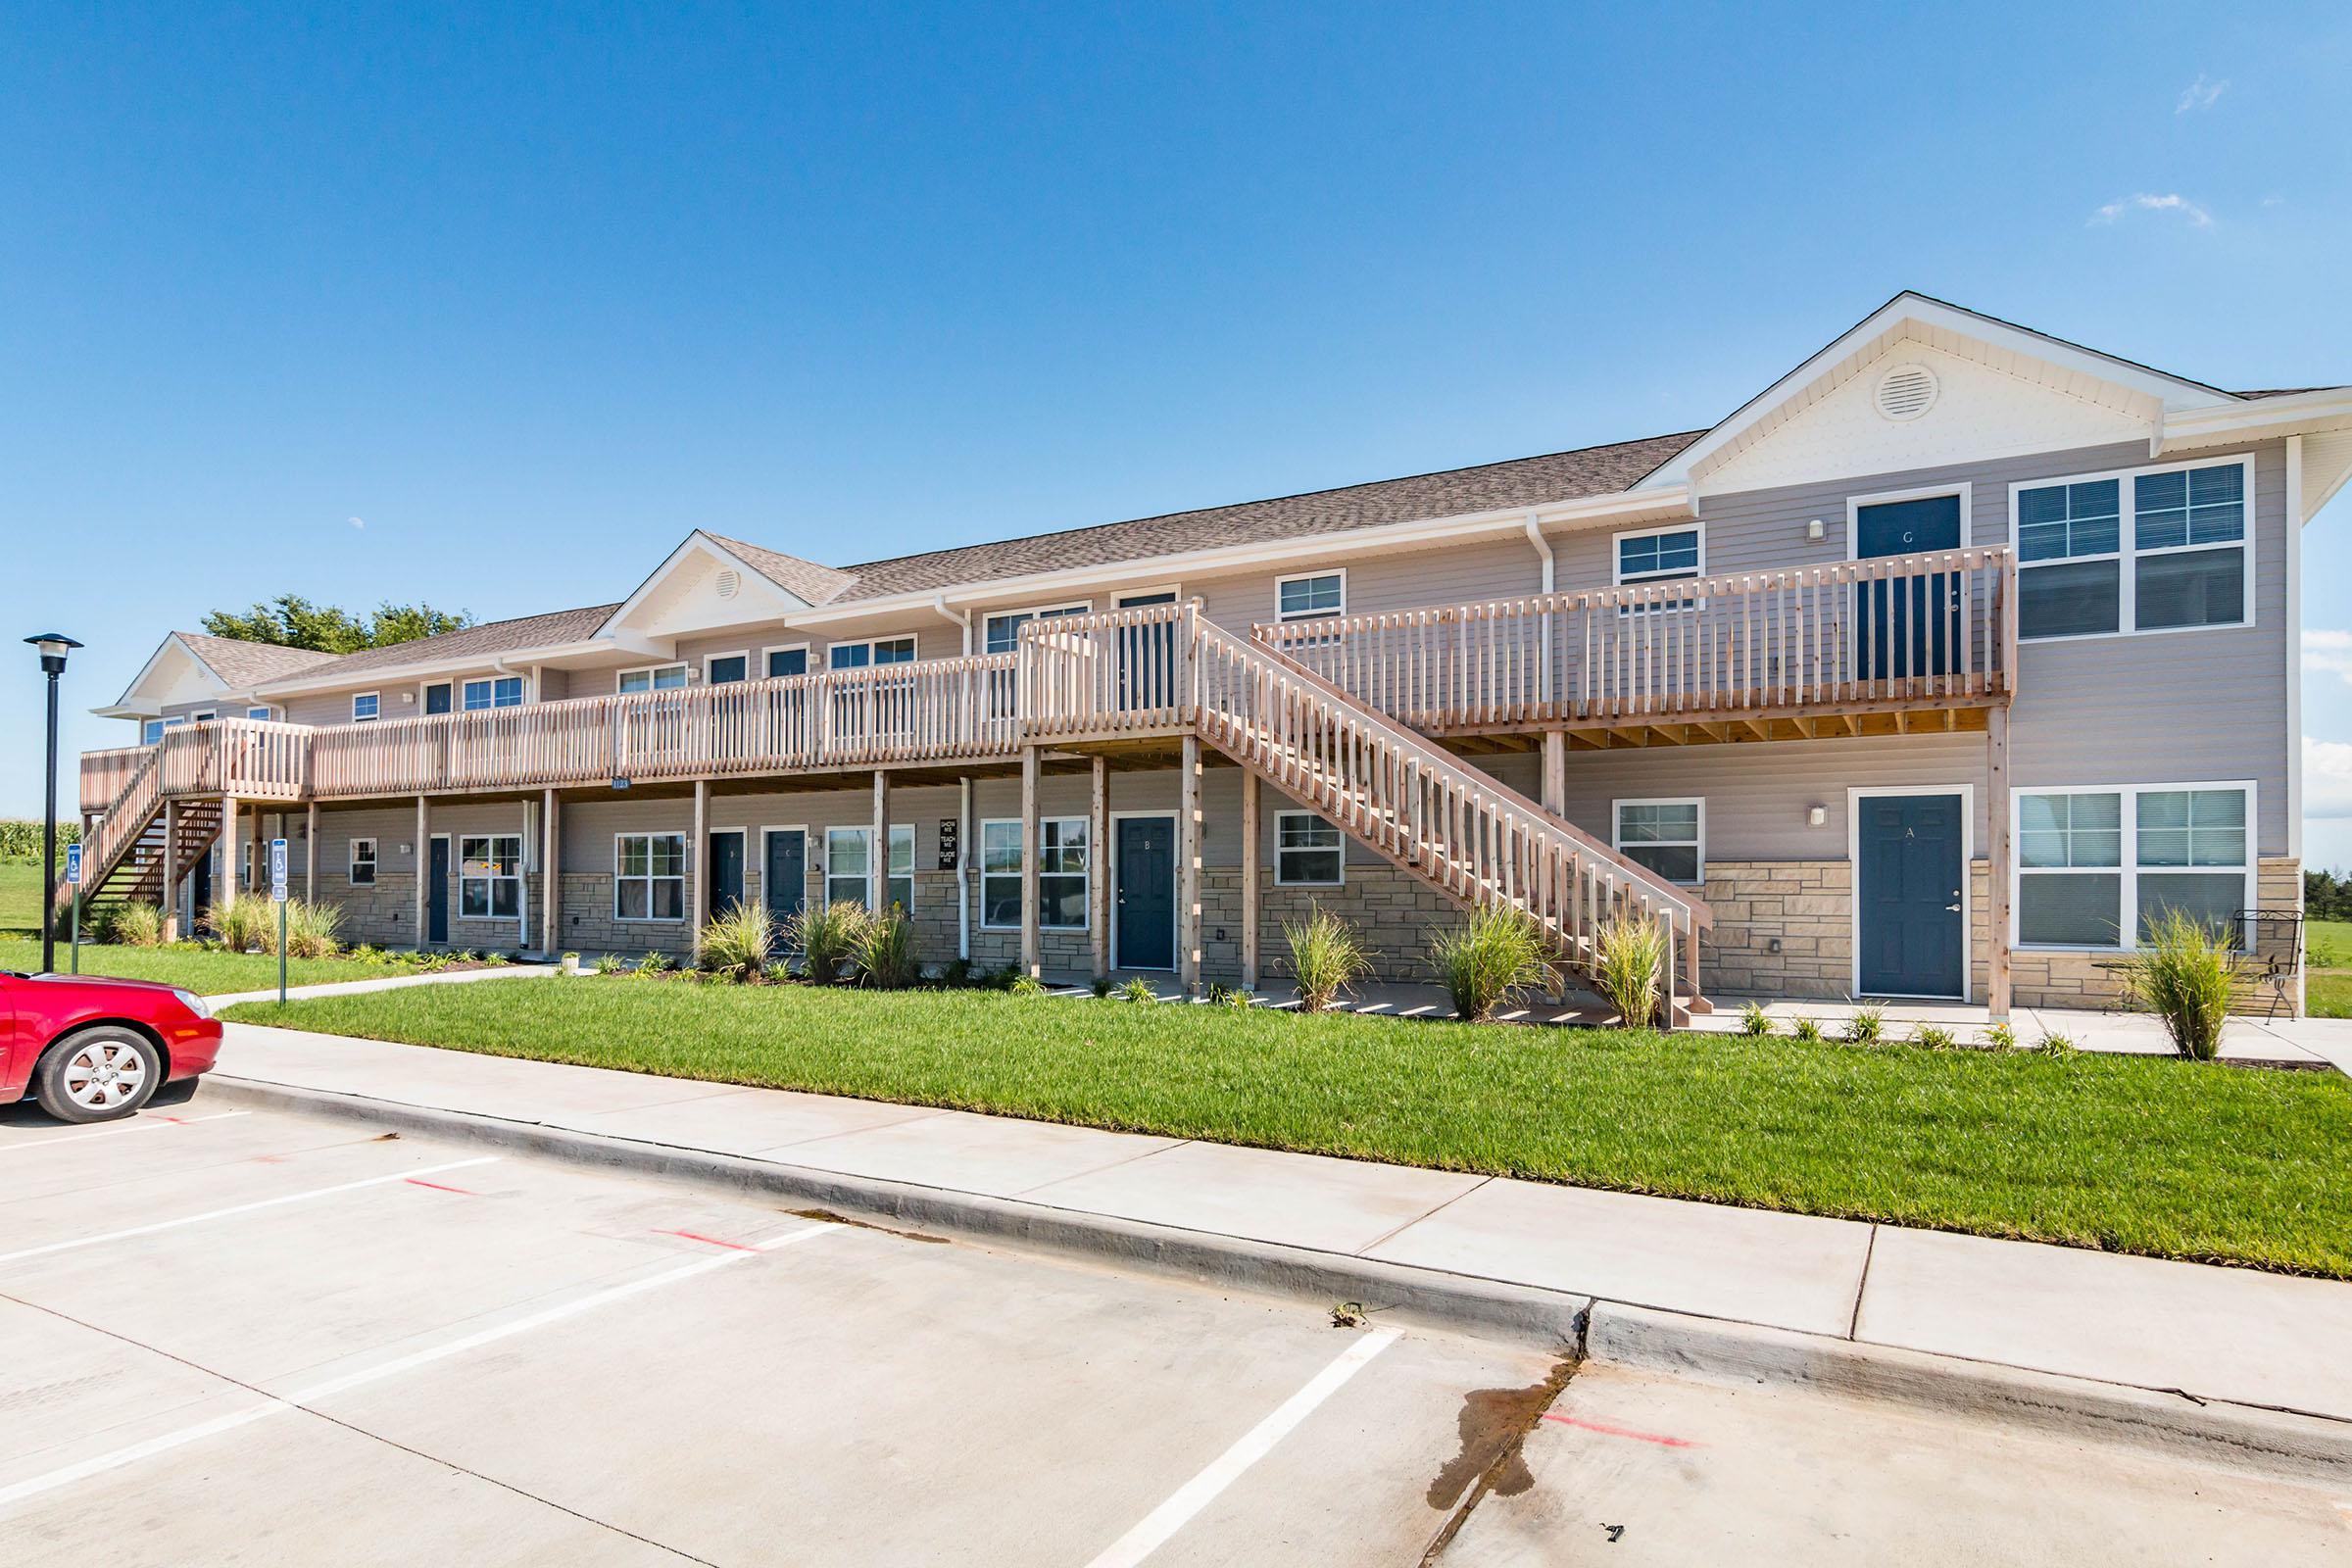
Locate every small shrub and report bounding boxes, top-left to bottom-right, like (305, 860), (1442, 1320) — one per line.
(1589, 912), (1665, 1029)
(942, 956), (975, 989)
(1843, 1004), (1886, 1047)
(480, 951), (513, 966)
(700, 901), (775, 983)
(1009, 973), (1049, 997)
(97, 902), (166, 948)
(1910, 1024), (1959, 1050)
(1432, 906), (1554, 1023)
(1287, 905), (1372, 1013)
(2123, 906), (2242, 1061)
(593, 952), (625, 975)
(206, 893), (274, 954)
(1090, 976), (1113, 999)
(1983, 1021), (2018, 1053)
(853, 907), (921, 990)
(1118, 976), (1158, 1004)
(788, 901), (870, 985)
(282, 899), (343, 959)
(1737, 1000), (1774, 1037)
(1790, 1015), (1825, 1043)
(637, 949), (675, 976)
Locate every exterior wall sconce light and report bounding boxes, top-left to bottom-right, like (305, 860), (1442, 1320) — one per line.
(1806, 519), (1826, 541)
(1807, 805), (1828, 827)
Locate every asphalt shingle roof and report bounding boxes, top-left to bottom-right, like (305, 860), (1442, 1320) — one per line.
(265, 603), (624, 683)
(174, 633), (343, 688)
(703, 534), (859, 607)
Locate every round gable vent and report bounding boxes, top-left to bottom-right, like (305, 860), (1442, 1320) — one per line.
(1875, 363), (1938, 422)
(714, 568), (743, 600)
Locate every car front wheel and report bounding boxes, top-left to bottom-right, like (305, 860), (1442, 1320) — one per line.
(33, 1027), (162, 1123)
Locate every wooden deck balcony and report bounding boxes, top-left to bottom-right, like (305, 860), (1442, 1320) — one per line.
(1252, 546), (2019, 747)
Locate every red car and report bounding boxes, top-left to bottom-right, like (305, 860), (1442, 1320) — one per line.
(1, 969), (224, 1123)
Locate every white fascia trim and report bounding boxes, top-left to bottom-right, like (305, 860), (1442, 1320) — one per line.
(99, 632), (229, 716)
(2156, 388), (2352, 457)
(785, 484), (1693, 629)
(249, 635), (660, 700)
(593, 530), (815, 642)
(1638, 292), (2244, 492)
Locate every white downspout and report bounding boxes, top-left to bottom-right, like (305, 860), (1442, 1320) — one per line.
(936, 594), (976, 960)
(1525, 514), (1556, 705)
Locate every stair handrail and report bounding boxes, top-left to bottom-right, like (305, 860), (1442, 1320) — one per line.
(62, 744), (164, 908)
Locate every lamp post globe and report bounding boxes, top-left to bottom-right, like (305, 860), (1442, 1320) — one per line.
(25, 633), (83, 973)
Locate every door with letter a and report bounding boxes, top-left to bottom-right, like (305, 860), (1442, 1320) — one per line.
(1854, 792), (1965, 998)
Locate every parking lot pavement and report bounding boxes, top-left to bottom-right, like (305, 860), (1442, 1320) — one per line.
(1435, 1361), (2352, 1567)
(0, 1095), (1559, 1566)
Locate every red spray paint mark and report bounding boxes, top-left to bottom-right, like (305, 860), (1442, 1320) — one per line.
(405, 1177), (482, 1195)
(1541, 1413), (1699, 1448)
(657, 1229), (757, 1252)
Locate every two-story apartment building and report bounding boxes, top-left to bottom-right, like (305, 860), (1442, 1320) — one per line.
(74, 294), (2352, 1017)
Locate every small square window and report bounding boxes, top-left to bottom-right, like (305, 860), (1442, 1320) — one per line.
(1614, 800), (1702, 885)
(1276, 573), (1345, 621)
(352, 693), (380, 722)
(1274, 813), (1343, 885)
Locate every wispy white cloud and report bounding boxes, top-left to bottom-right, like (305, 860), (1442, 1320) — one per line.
(347, 515), (366, 530)
(2176, 74), (2230, 114)
(2305, 628), (2352, 687)
(2090, 192), (2213, 228)
(2305, 736), (2352, 820)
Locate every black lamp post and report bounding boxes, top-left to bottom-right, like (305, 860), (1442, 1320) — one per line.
(25, 633), (83, 973)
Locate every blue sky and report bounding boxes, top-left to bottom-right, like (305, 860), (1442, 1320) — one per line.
(5, 3), (2349, 860)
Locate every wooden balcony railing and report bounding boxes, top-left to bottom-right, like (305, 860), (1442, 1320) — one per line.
(1253, 547), (2019, 735)
(80, 746), (152, 815)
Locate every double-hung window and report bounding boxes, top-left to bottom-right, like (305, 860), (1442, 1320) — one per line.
(2014, 457), (2250, 639)
(1275, 571), (1346, 622)
(1614, 799), (1704, 885)
(462, 676), (524, 711)
(828, 637), (917, 670)
(983, 605), (1088, 655)
(614, 833), (686, 920)
(1613, 525), (1703, 612)
(459, 835), (522, 918)
(349, 838), (377, 886)
(2016, 784), (2251, 949)
(1274, 812), (1343, 885)
(826, 825), (913, 911)
(617, 664), (688, 694)
(980, 818), (1090, 927)
(352, 692), (380, 722)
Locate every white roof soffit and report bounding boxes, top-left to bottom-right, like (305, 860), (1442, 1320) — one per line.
(98, 634), (229, 717)
(1637, 292), (2250, 495)
(2158, 386), (2352, 455)
(595, 531), (815, 642)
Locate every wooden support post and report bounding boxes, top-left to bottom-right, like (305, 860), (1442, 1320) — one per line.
(541, 789), (560, 956)
(1020, 746), (1042, 978)
(304, 801), (318, 902)
(1240, 769), (1260, 992)
(1985, 705), (2013, 1018)
(690, 778), (710, 964)
(1541, 729), (1567, 817)
(413, 796), (428, 948)
(161, 798), (181, 941)
(1089, 756), (1109, 980)
(1179, 733), (1201, 996)
(870, 770), (890, 914)
(220, 794), (241, 902)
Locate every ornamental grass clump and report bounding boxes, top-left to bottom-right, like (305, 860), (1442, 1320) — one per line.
(282, 899), (343, 959)
(853, 907), (921, 990)
(1285, 905), (1371, 1014)
(1737, 1000), (1774, 1037)
(1843, 1004), (1886, 1047)
(1590, 912), (1665, 1029)
(206, 893), (274, 954)
(2125, 907), (2243, 1061)
(699, 901), (775, 983)
(1431, 906), (1553, 1023)
(97, 902), (165, 948)
(788, 900), (871, 986)
(1118, 976), (1159, 1004)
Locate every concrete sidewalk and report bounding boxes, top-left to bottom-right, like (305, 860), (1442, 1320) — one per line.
(207, 1021), (2352, 1427)
(208, 960), (561, 1008)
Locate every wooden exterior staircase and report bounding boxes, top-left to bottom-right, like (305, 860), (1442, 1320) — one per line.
(1023, 604), (1714, 1019)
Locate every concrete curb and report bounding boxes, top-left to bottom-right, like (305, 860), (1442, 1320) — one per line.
(1587, 1300), (2352, 1486)
(197, 1075), (1592, 1350)
(200, 1073), (2352, 1485)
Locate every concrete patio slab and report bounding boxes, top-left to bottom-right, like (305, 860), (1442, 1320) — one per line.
(556, 1085), (950, 1155)
(1363, 1176), (1872, 1338)
(1853, 1226), (2352, 1420)
(1024, 1139), (1489, 1255)
(767, 1107), (1183, 1198)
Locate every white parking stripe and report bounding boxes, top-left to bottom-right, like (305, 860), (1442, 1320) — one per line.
(0, 1110), (248, 1155)
(1082, 1328), (1401, 1568)
(0, 1155), (501, 1266)
(0, 1221), (838, 1513)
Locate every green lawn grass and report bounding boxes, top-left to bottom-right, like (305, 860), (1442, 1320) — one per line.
(2306, 918), (2352, 1019)
(223, 980), (2352, 1277)
(0, 858), (44, 937)
(1, 937), (419, 994)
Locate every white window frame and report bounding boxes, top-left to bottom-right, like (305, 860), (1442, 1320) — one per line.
(1116, 584), (1183, 608)
(1611, 520), (1707, 613)
(459, 834), (524, 921)
(612, 831), (688, 922)
(2008, 454), (2255, 643)
(2009, 780), (2257, 952)
(244, 705), (277, 721)
(351, 692), (380, 722)
(140, 717), (167, 745)
(461, 675), (526, 711)
(349, 837), (377, 886)
(703, 650), (752, 685)
(1274, 569), (1347, 623)
(761, 643), (810, 680)
(982, 602), (1092, 656)
(825, 824), (914, 911)
(1272, 810), (1345, 887)
(1611, 797), (1706, 887)
(826, 635), (919, 670)
(616, 662), (689, 695)
(978, 816), (1091, 929)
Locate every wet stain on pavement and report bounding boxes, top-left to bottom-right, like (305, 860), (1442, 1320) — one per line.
(1425, 1355), (1580, 1509)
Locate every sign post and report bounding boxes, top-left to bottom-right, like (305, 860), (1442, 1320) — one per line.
(270, 837), (290, 1004)
(65, 842), (82, 974)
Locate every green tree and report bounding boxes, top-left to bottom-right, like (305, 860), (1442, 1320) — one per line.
(202, 595), (473, 654)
